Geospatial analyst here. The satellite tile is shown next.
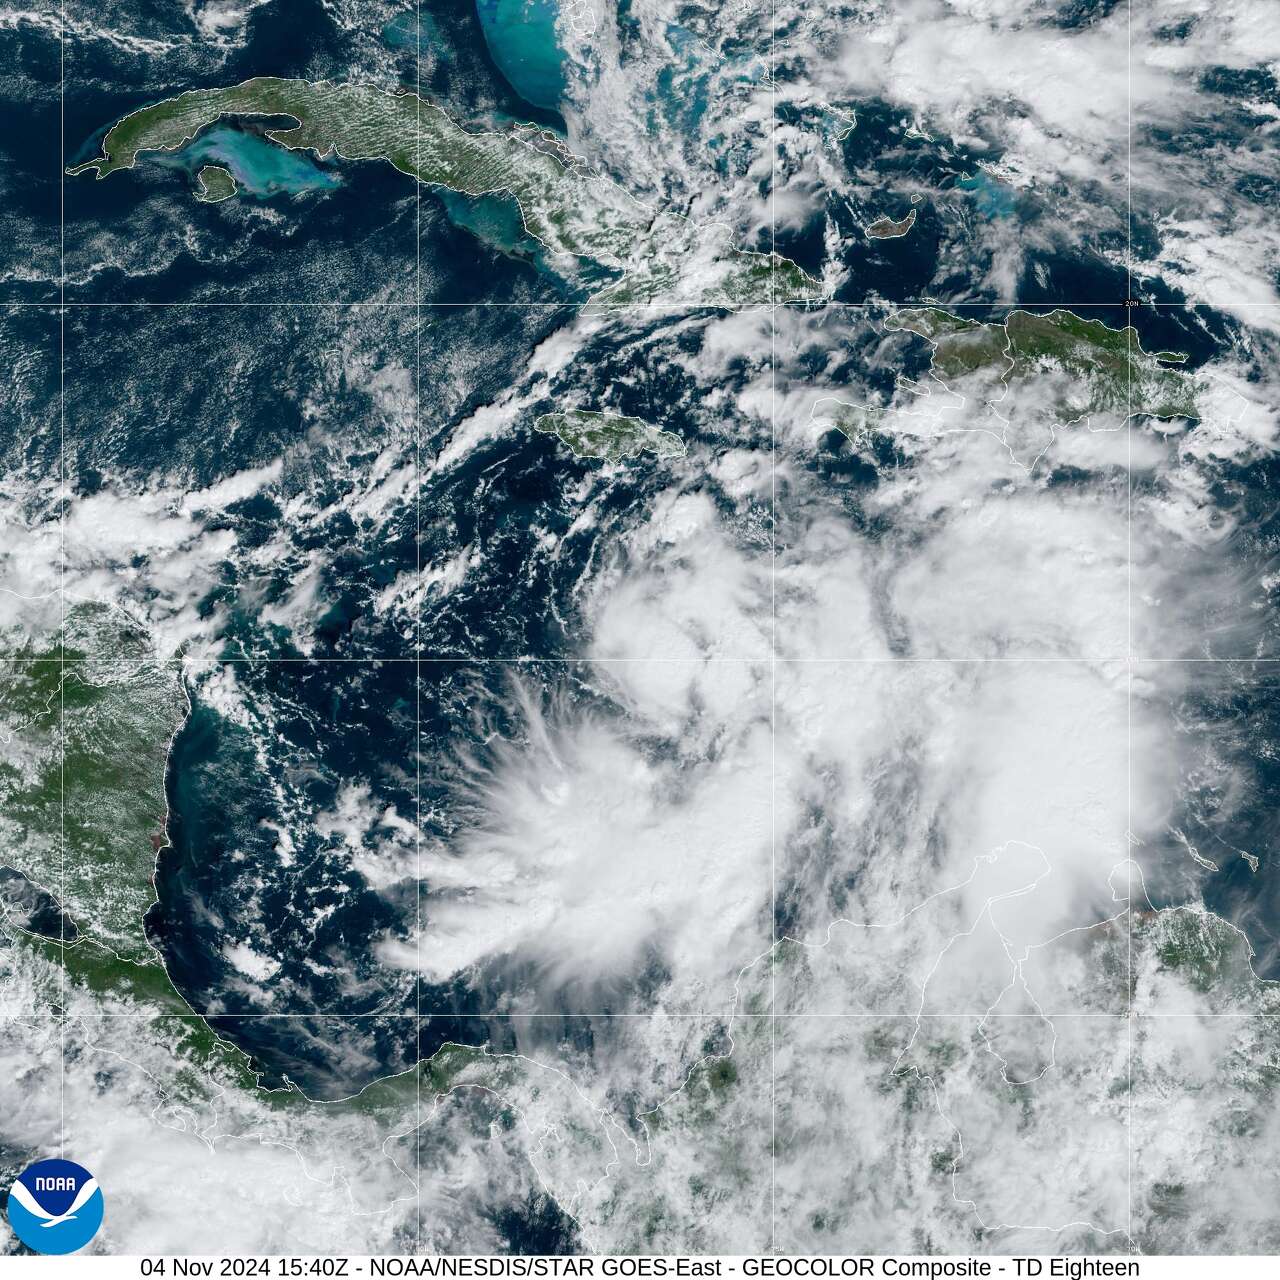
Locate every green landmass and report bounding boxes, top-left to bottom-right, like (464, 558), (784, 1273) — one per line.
(0, 599), (502, 1131)
(535, 409), (686, 461)
(0, 601), (186, 967)
(0, 593), (743, 1237)
(885, 307), (1198, 419)
(1143, 907), (1271, 1006)
(68, 77), (822, 307)
(820, 307), (1201, 466)
(195, 164), (237, 202)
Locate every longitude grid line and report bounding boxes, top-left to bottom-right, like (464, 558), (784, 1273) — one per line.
(768, 0), (778, 1255)
(415, 0), (423, 1254)
(1125, 0), (1135, 1252)
(59, 0), (67, 1164)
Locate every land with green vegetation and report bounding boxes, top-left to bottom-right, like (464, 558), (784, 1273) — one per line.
(0, 601), (757, 1244)
(819, 307), (1201, 465)
(885, 307), (1198, 419)
(0, 601), (515, 1153)
(195, 164), (237, 202)
(69, 77), (822, 307)
(0, 602), (186, 968)
(535, 409), (685, 461)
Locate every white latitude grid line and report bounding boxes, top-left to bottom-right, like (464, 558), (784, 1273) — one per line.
(4, 657), (1280, 665)
(14, 300), (1280, 307)
(27, 300), (1280, 310)
(3, 656), (1279, 665)
(11, 1011), (1280, 1020)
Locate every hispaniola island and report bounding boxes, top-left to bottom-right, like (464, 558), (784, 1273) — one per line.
(2, 0), (1280, 1261)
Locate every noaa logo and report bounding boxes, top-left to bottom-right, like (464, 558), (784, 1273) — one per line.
(6, 1159), (103, 1255)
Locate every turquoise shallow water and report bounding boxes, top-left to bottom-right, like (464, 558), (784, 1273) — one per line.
(157, 125), (342, 198)
(383, 8), (448, 58)
(433, 187), (590, 291)
(475, 0), (565, 110)
(383, 9), (417, 47)
(957, 169), (1017, 219)
(436, 187), (531, 255)
(655, 23), (711, 135)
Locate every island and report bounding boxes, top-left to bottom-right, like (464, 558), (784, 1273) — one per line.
(883, 307), (1198, 420)
(815, 307), (1201, 467)
(194, 163), (237, 202)
(866, 208), (917, 239)
(68, 77), (824, 307)
(534, 409), (685, 461)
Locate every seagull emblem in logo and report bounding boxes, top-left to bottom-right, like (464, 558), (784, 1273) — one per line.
(8, 1178), (100, 1228)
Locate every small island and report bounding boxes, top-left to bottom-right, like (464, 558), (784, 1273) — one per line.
(866, 208), (917, 239)
(534, 409), (685, 462)
(194, 164), (237, 202)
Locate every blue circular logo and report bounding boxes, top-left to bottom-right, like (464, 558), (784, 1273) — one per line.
(6, 1159), (104, 1255)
